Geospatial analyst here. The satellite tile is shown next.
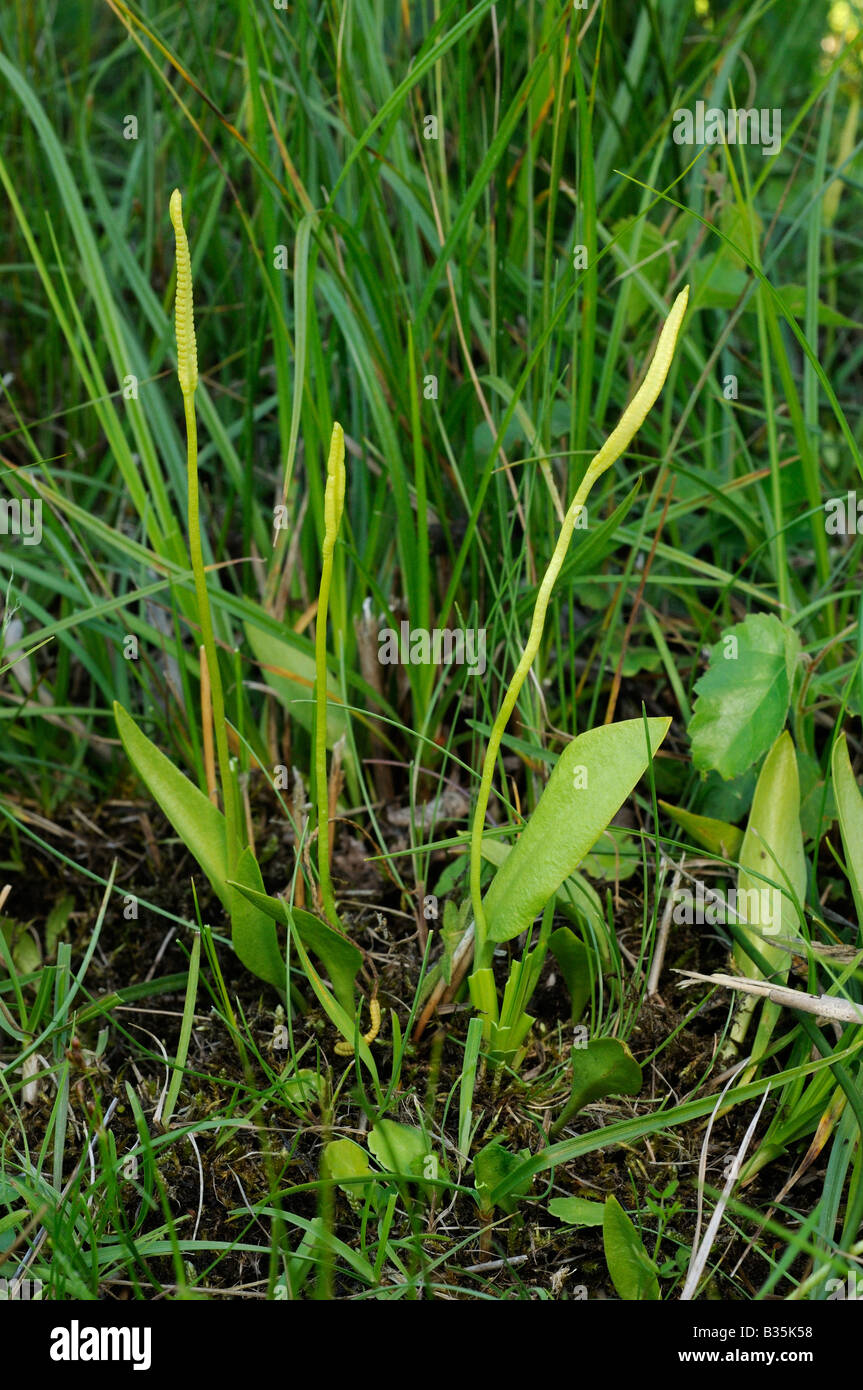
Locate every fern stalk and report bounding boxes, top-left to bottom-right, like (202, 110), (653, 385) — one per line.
(315, 422), (346, 928)
(470, 288), (690, 976)
(169, 189), (240, 876)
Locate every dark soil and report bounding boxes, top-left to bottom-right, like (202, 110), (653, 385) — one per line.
(0, 787), (824, 1299)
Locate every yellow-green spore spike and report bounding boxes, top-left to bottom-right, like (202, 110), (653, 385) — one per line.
(322, 421), (346, 555)
(584, 285), (689, 481)
(169, 189), (198, 398)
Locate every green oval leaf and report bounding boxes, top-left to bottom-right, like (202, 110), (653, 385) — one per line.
(484, 717), (670, 944)
(368, 1121), (427, 1176)
(603, 1194), (660, 1300)
(831, 733), (863, 931)
(548, 1196), (605, 1227)
(473, 1139), (532, 1216)
(735, 730), (806, 980)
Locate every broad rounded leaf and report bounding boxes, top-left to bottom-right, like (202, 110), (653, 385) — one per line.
(322, 1139), (378, 1212)
(368, 1121), (427, 1176)
(548, 1196), (605, 1227)
(689, 615), (800, 780)
(473, 1139), (532, 1216)
(323, 1138), (371, 1185)
(551, 1037), (643, 1136)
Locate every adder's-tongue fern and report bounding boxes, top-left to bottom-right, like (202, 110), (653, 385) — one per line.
(469, 287), (690, 974)
(168, 188), (239, 880)
(315, 422), (347, 928)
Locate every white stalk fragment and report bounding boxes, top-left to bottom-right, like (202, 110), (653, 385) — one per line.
(677, 969), (863, 1026)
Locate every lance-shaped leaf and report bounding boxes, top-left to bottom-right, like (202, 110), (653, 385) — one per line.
(659, 800), (743, 860)
(484, 717), (670, 944)
(832, 733), (863, 933)
(244, 620), (350, 750)
(734, 730), (806, 982)
(244, 619), (359, 804)
(603, 1195), (660, 1301)
(231, 847), (286, 991)
(114, 701), (227, 902)
(549, 927), (594, 1021)
(114, 702), (286, 990)
(282, 917), (378, 1090)
(731, 730), (806, 1069)
(227, 879), (361, 1012)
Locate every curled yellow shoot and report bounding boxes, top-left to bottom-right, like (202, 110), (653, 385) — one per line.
(334, 995), (381, 1056)
(469, 287), (690, 973)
